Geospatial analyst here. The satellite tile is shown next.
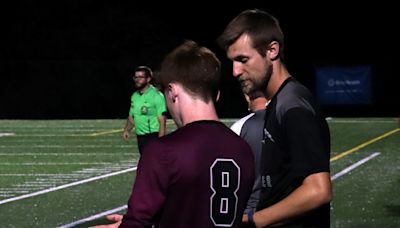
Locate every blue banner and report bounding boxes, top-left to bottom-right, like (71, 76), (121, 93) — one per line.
(316, 66), (372, 105)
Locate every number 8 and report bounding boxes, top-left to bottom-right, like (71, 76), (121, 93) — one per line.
(210, 159), (240, 227)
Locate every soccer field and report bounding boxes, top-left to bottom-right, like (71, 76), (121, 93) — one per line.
(0, 118), (399, 227)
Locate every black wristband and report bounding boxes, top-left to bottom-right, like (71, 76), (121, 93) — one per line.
(247, 210), (256, 228)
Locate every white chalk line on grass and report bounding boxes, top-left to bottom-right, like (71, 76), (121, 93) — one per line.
(0, 133), (15, 137)
(0, 173), (117, 178)
(58, 205), (128, 228)
(331, 152), (380, 180)
(326, 118), (396, 123)
(0, 145), (132, 148)
(60, 152), (382, 227)
(0, 152), (133, 156)
(0, 162), (112, 165)
(0, 166), (137, 206)
(0, 163), (136, 196)
(0, 190), (30, 193)
(0, 173), (106, 177)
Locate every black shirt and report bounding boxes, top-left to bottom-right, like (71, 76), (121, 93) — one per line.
(259, 78), (331, 227)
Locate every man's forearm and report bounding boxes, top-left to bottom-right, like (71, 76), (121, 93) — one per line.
(252, 172), (332, 227)
(124, 116), (134, 132)
(158, 116), (166, 137)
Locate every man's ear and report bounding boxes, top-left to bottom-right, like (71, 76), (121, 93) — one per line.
(167, 83), (178, 102)
(267, 41), (280, 61)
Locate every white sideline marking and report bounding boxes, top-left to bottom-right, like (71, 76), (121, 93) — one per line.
(0, 161), (135, 198)
(0, 194), (13, 197)
(58, 205), (128, 228)
(59, 152), (382, 227)
(0, 167), (137, 205)
(0, 190), (30, 193)
(16, 183), (50, 187)
(0, 145), (132, 148)
(327, 119), (395, 123)
(0, 174), (78, 177)
(0, 187), (35, 190)
(0, 133), (15, 137)
(0, 152), (133, 156)
(0, 162), (111, 165)
(88, 129), (123, 137)
(331, 152), (380, 180)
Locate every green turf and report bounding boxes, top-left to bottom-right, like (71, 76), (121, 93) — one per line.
(329, 121), (400, 227)
(0, 118), (398, 227)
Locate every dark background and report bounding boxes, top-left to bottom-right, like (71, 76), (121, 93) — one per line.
(0, 2), (398, 119)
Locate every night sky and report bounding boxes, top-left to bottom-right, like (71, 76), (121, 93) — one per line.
(0, 2), (398, 119)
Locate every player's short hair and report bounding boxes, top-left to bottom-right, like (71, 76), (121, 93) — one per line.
(159, 40), (220, 102)
(135, 65), (153, 78)
(217, 8), (284, 59)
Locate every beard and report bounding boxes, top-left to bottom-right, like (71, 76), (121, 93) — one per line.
(241, 63), (273, 97)
(135, 82), (147, 91)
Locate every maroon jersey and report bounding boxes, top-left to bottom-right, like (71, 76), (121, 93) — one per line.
(120, 120), (255, 228)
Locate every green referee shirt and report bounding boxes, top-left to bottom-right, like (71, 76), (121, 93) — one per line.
(129, 85), (167, 135)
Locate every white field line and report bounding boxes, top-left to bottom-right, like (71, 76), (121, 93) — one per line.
(14, 183), (51, 187)
(23, 180), (59, 184)
(0, 187), (39, 190)
(326, 119), (396, 123)
(58, 205), (128, 228)
(331, 152), (380, 180)
(0, 166), (137, 205)
(0, 145), (132, 148)
(0, 189), (39, 192)
(2, 121), (176, 137)
(0, 174), (85, 177)
(60, 152), (382, 227)
(0, 162), (111, 165)
(0, 194), (14, 197)
(226, 118), (396, 124)
(0, 190), (30, 193)
(75, 170), (107, 174)
(0, 133), (15, 137)
(0, 152), (133, 156)
(88, 129), (123, 137)
(0, 164), (134, 195)
(35, 179), (66, 183)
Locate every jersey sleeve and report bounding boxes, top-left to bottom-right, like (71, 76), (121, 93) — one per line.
(120, 140), (171, 227)
(154, 92), (167, 117)
(284, 108), (330, 178)
(230, 113), (254, 135)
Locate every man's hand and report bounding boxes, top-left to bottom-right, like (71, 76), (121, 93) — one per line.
(242, 213), (248, 223)
(122, 130), (130, 141)
(89, 214), (123, 228)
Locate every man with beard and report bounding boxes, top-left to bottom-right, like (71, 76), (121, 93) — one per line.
(218, 9), (332, 228)
(122, 66), (167, 154)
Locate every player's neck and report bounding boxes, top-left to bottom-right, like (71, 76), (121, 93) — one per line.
(139, 84), (151, 94)
(250, 97), (269, 112)
(181, 99), (219, 126)
(265, 62), (290, 99)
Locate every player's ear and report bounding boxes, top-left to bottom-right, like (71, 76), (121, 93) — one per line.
(267, 41), (280, 61)
(146, 76), (151, 83)
(167, 83), (178, 103)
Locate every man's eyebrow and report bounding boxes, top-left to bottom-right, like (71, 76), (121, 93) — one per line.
(233, 55), (248, 62)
